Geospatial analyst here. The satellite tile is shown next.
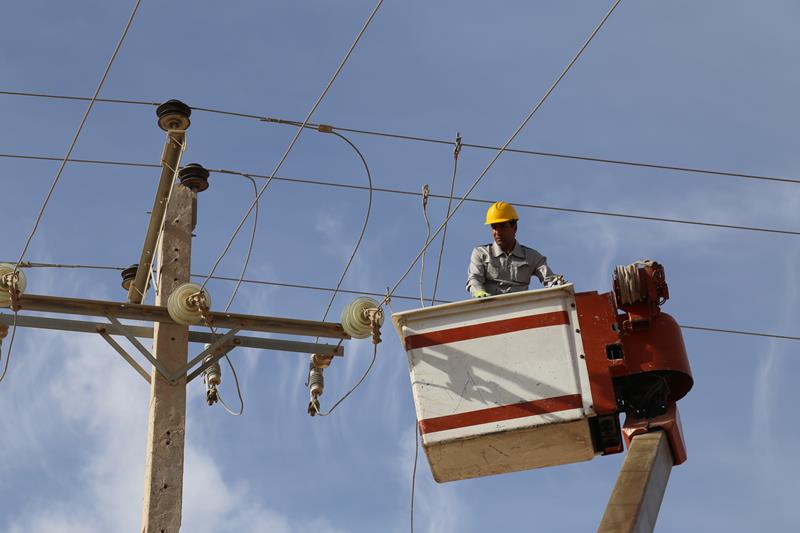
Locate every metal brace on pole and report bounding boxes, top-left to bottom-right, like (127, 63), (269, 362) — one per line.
(177, 328), (240, 380)
(106, 315), (175, 383)
(185, 342), (238, 384)
(96, 326), (151, 383)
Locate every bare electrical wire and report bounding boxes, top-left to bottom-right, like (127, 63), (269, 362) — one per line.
(9, 261), (800, 342)
(430, 133), (461, 305)
(198, 0), (385, 294)
(0, 313), (18, 385)
(314, 343), (378, 416)
(12, 0), (142, 274)
(679, 325), (800, 342)
(4, 92), (799, 186)
(2, 0), (142, 386)
(216, 172), (262, 417)
(410, 420), (420, 533)
(317, 131), (375, 324)
(382, 0), (625, 307)
(308, 131), (377, 413)
(419, 185), (431, 307)
(5, 153), (796, 237)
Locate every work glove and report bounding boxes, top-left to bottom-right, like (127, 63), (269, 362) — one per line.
(471, 289), (490, 299)
(544, 275), (566, 288)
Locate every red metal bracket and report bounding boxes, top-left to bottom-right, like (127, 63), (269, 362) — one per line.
(622, 403), (687, 465)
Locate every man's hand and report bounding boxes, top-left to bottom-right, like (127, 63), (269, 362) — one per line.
(471, 289), (490, 299)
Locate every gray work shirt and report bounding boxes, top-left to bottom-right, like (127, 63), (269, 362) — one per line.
(466, 242), (558, 296)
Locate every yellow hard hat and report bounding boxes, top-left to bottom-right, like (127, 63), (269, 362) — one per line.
(485, 201), (519, 224)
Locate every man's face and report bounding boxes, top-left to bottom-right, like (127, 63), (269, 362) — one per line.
(491, 220), (517, 251)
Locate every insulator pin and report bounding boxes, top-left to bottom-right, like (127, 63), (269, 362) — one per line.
(0, 263), (27, 309)
(167, 283), (212, 325)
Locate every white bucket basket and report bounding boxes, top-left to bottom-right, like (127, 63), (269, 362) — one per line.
(392, 284), (597, 482)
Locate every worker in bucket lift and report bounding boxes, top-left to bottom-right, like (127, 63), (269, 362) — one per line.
(467, 201), (564, 298)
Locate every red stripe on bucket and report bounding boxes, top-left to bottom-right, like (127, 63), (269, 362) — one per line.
(418, 394), (583, 435)
(404, 310), (569, 350)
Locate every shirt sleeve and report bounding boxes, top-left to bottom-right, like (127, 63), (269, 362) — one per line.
(531, 254), (558, 285)
(466, 247), (487, 294)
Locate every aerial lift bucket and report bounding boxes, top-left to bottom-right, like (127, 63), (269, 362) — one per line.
(393, 284), (601, 482)
(393, 261), (692, 483)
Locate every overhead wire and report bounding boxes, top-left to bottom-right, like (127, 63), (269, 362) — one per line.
(11, 0), (142, 274)
(2, 0), (142, 385)
(411, 420), (420, 533)
(408, 2), (620, 525)
(314, 343), (378, 417)
(316, 131), (375, 324)
(419, 185), (431, 307)
(382, 0), (625, 308)
(3, 93), (799, 186)
(8, 261), (800, 343)
(4, 152), (797, 238)
(307, 130), (377, 414)
(198, 0), (385, 295)
(216, 171), (263, 417)
(430, 133), (462, 305)
(0, 313), (18, 385)
(219, 131), (376, 416)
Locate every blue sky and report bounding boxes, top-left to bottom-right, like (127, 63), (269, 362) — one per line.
(1, 1), (799, 531)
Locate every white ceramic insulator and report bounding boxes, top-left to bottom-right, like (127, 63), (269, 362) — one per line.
(341, 297), (382, 339)
(167, 282), (211, 325)
(0, 263), (27, 308)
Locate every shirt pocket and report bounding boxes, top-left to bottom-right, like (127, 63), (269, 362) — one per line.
(485, 256), (502, 279)
(510, 260), (532, 283)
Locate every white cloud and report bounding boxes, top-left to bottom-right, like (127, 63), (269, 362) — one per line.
(2, 310), (350, 533)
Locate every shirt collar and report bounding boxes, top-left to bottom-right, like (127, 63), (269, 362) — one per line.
(491, 241), (524, 258)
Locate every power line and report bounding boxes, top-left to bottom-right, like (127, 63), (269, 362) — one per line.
(2, 0), (143, 388)
(9, 262), (431, 303)
(198, 0), (385, 294)
(431, 133), (462, 305)
(3, 94), (798, 186)
(11, 261), (800, 342)
(12, 0), (143, 272)
(317, 132), (374, 323)
(0, 152), (161, 168)
(215, 172), (261, 418)
(380, 0), (688, 305)
(419, 184), (432, 307)
(679, 325), (800, 342)
(4, 152), (797, 237)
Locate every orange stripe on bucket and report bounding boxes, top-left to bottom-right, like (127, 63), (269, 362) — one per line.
(404, 310), (569, 350)
(418, 394), (583, 435)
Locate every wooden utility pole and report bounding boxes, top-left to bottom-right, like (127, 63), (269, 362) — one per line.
(140, 178), (193, 532)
